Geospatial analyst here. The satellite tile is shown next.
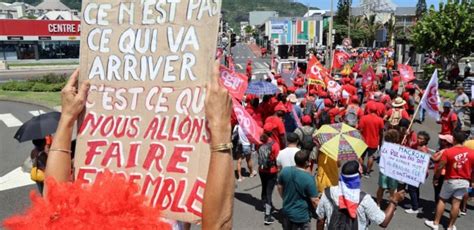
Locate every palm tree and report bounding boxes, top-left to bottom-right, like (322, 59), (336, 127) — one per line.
(385, 15), (396, 47)
(363, 14), (383, 47)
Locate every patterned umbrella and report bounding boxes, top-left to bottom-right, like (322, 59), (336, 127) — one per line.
(314, 123), (368, 161)
(246, 81), (280, 95)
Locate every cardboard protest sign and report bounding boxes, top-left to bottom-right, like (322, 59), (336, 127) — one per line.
(75, 0), (221, 222)
(379, 142), (430, 187)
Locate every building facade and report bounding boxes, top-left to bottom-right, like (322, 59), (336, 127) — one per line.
(0, 19), (80, 60)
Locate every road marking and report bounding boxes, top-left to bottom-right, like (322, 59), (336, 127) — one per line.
(29, 110), (46, 116)
(0, 113), (23, 127)
(236, 64), (243, 70)
(0, 166), (35, 192)
(264, 62), (270, 68)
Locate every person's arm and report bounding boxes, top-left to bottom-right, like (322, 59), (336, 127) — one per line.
(367, 189), (405, 228)
(202, 60), (234, 230)
(277, 184), (284, 198)
(317, 218), (325, 230)
(44, 69), (90, 195)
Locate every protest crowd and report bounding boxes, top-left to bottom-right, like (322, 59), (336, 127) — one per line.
(2, 2), (474, 230)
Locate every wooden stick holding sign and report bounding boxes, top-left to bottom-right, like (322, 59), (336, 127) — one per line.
(76, 0), (222, 223)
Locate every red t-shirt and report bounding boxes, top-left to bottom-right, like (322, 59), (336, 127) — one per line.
(246, 105), (263, 127)
(439, 111), (458, 135)
(441, 146), (474, 180)
(386, 108), (410, 120)
(258, 97), (278, 121)
(258, 137), (280, 174)
(358, 113), (384, 148)
(265, 115), (286, 150)
(392, 76), (401, 92)
(328, 107), (345, 124)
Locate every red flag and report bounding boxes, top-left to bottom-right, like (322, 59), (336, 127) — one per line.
(361, 66), (376, 88)
(398, 64), (416, 83)
(333, 50), (350, 69)
(232, 98), (263, 144)
(219, 65), (248, 101)
(307, 56), (330, 86)
(352, 59), (363, 73)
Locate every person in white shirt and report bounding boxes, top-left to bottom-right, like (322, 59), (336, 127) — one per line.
(276, 133), (300, 170)
(234, 125), (257, 182)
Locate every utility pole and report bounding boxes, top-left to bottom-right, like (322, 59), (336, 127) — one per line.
(348, 1), (351, 40)
(328, 0), (334, 70)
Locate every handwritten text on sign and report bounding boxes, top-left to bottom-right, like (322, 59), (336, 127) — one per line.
(379, 142), (430, 187)
(76, 0), (221, 223)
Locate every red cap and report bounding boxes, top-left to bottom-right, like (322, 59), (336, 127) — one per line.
(318, 91), (328, 98)
(295, 78), (304, 86)
(287, 86), (296, 93)
(277, 78), (284, 85)
(405, 83), (415, 90)
(324, 98), (333, 107)
(301, 115), (312, 125)
(274, 102), (287, 112)
(351, 95), (359, 104)
(366, 102), (377, 113)
(263, 122), (275, 132)
(309, 89), (317, 96)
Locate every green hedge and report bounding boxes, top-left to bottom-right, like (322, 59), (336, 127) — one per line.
(0, 74), (67, 92)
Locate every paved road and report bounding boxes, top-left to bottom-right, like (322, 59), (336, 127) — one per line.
(0, 69), (75, 83)
(231, 43), (271, 80)
(0, 101), (53, 221)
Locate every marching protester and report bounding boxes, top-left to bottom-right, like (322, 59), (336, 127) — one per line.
(376, 129), (400, 206)
(358, 103), (384, 178)
(276, 133), (300, 169)
(316, 160), (405, 230)
(29, 138), (48, 195)
(425, 132), (474, 230)
(258, 123), (281, 225)
(277, 151), (319, 229)
(233, 125), (257, 182)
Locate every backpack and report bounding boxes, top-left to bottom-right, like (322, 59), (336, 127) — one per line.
(449, 111), (462, 132)
(388, 109), (403, 127)
(258, 141), (275, 170)
(345, 105), (359, 127)
(298, 127), (316, 151)
(325, 188), (367, 230)
(319, 109), (331, 126)
(304, 100), (315, 115)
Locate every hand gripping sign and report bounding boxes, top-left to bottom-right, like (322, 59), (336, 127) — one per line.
(76, 0), (222, 223)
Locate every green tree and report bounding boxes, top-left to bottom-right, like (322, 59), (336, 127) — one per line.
(416, 0), (427, 19)
(336, 0), (352, 25)
(411, 0), (474, 65)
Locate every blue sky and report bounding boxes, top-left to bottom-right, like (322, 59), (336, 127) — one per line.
(296, 0), (444, 10)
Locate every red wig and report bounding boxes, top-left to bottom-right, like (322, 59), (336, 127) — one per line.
(3, 171), (171, 230)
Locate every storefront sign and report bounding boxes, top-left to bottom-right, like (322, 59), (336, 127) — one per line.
(75, 0), (221, 223)
(0, 20), (80, 37)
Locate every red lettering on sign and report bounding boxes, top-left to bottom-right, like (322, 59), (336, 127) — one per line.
(166, 145), (194, 174)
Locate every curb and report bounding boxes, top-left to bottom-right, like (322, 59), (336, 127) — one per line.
(0, 68), (76, 74)
(0, 98), (58, 111)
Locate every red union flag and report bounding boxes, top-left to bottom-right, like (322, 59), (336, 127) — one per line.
(333, 50), (350, 69)
(232, 98), (263, 144)
(420, 69), (441, 120)
(398, 64), (416, 83)
(219, 65), (248, 101)
(361, 66), (376, 88)
(307, 56), (330, 86)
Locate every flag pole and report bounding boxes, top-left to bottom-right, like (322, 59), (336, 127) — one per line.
(401, 69), (437, 144)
